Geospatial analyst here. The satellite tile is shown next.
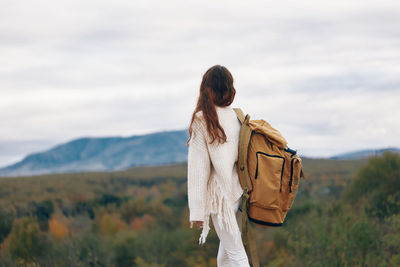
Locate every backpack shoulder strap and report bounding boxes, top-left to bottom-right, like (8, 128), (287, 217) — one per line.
(234, 107), (260, 267)
(233, 108), (245, 124)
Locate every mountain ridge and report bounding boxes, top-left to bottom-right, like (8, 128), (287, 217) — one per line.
(329, 147), (400, 160)
(0, 129), (189, 177)
(0, 129), (398, 177)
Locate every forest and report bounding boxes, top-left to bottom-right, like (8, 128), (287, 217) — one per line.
(0, 152), (399, 267)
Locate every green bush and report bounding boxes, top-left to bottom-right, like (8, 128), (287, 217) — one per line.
(72, 233), (114, 267)
(29, 200), (54, 231)
(73, 200), (96, 219)
(346, 151), (400, 220)
(0, 209), (14, 244)
(113, 228), (194, 267)
(114, 232), (138, 267)
(8, 217), (46, 262)
(120, 198), (147, 223)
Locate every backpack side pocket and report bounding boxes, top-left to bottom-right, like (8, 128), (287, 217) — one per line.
(283, 157), (302, 211)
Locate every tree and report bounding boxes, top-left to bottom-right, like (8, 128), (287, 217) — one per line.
(8, 217), (46, 262)
(346, 151), (400, 219)
(0, 209), (14, 244)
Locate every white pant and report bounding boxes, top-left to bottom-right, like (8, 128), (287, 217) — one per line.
(211, 197), (250, 267)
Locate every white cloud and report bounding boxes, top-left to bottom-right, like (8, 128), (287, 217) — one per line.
(1, 0), (400, 166)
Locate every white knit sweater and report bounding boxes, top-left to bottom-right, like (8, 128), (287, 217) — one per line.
(187, 104), (243, 245)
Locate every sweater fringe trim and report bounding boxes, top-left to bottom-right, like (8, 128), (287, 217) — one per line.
(198, 177), (241, 246)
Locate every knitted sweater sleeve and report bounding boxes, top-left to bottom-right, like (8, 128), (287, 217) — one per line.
(187, 114), (211, 222)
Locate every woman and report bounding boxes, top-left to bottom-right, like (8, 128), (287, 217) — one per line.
(187, 65), (250, 267)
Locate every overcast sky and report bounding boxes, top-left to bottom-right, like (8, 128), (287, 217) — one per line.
(1, 0), (399, 167)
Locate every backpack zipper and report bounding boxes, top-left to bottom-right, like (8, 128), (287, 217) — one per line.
(289, 158), (296, 192)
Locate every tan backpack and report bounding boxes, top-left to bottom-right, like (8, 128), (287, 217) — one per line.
(233, 108), (305, 267)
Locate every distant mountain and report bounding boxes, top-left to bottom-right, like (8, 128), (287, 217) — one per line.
(0, 128), (398, 177)
(330, 147), (400, 160)
(0, 130), (189, 177)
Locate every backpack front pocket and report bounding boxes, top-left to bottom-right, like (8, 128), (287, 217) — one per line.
(251, 152), (285, 209)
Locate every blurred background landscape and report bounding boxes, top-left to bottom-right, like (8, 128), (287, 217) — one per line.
(0, 152), (399, 266)
(1, 0), (399, 266)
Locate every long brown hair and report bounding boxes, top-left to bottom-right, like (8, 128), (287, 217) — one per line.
(187, 65), (236, 146)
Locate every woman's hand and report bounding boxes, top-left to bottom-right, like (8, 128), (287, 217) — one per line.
(190, 221), (203, 230)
